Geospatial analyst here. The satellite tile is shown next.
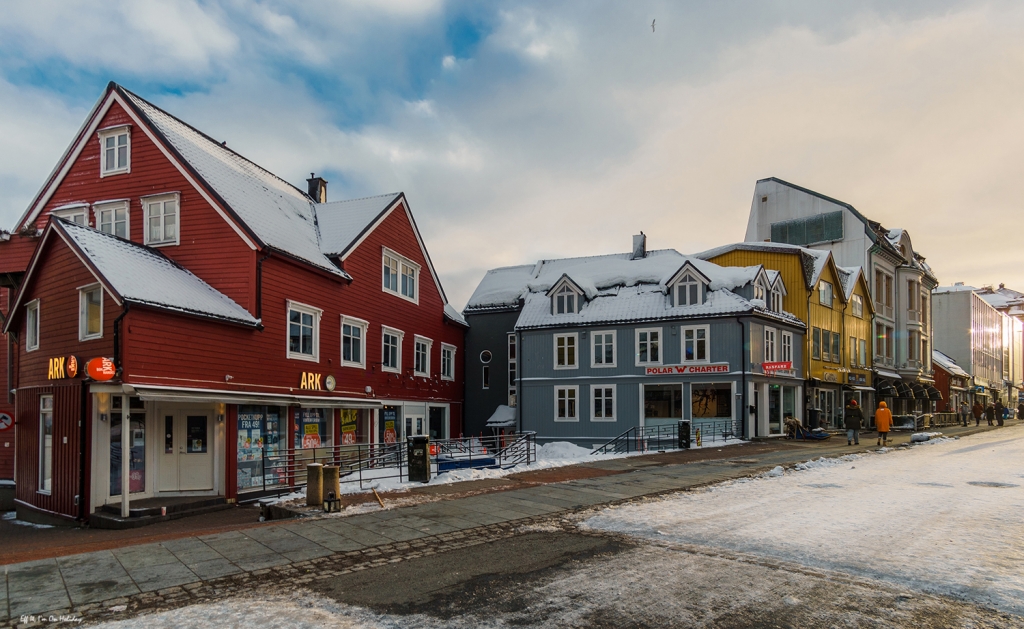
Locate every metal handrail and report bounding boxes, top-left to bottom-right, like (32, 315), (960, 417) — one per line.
(591, 420), (740, 455)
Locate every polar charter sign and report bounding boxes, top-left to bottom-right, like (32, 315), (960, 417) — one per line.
(645, 363), (730, 376)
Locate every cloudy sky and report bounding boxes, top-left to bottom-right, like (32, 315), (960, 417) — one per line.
(1, 0), (1022, 308)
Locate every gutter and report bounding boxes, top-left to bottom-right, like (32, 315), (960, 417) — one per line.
(255, 250), (272, 321)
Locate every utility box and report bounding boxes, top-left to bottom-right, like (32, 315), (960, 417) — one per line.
(678, 420), (691, 450)
(408, 435), (431, 483)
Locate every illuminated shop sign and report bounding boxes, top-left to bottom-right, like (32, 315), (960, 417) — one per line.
(645, 363), (729, 376)
(47, 355), (78, 380)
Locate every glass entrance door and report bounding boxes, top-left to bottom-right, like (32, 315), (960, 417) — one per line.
(110, 396), (146, 497)
(817, 389), (837, 428)
(768, 385), (782, 434)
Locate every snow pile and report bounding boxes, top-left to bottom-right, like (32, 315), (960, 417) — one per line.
(910, 432), (943, 443)
(536, 441), (594, 460)
(582, 426), (1024, 614)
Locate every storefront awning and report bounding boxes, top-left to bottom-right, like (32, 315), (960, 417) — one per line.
(124, 385), (383, 409)
(843, 385), (876, 392)
(926, 386), (943, 401)
(874, 379), (899, 397)
(485, 405), (517, 428)
(910, 383), (929, 400)
(895, 381), (915, 399)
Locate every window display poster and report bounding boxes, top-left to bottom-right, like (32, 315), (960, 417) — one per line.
(295, 408), (328, 449)
(187, 416), (208, 453)
(382, 406), (399, 443)
(341, 409), (358, 445)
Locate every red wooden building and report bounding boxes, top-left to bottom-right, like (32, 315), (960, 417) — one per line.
(0, 82), (467, 525)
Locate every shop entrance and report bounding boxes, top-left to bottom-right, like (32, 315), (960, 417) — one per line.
(159, 412), (214, 492)
(816, 389), (838, 428)
(428, 407), (446, 439)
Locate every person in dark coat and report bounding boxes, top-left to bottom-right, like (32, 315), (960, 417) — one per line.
(995, 400), (1005, 426)
(985, 403), (996, 426)
(959, 401), (970, 427)
(973, 401), (984, 426)
(844, 399), (863, 445)
(1018, 402), (1024, 421)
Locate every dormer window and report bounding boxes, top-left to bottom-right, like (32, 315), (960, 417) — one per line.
(754, 284), (766, 301)
(553, 284), (581, 314)
(98, 126), (130, 177)
(771, 288), (783, 312)
(675, 273), (703, 306)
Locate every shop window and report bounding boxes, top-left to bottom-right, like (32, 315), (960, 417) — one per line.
(382, 326), (403, 373)
(287, 301), (321, 362)
(592, 330), (616, 367)
(644, 384), (682, 419)
(414, 336), (432, 376)
(79, 284), (103, 341)
(99, 126), (130, 176)
(26, 299), (40, 352)
(692, 383), (732, 419)
(38, 395), (53, 493)
(555, 386), (578, 421)
(554, 333), (578, 369)
(96, 200), (129, 238)
(441, 343), (456, 381)
(592, 385), (616, 421)
(636, 328), (661, 365)
(294, 408), (331, 449)
(341, 316), (367, 368)
(682, 325), (709, 363)
(143, 193), (179, 246)
(110, 396), (146, 497)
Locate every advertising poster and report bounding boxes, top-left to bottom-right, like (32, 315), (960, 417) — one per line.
(341, 409), (358, 445)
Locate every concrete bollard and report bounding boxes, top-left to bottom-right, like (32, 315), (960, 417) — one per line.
(323, 465), (340, 502)
(307, 463), (323, 507)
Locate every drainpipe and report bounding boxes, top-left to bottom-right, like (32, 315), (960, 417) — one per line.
(739, 317), (748, 439)
(112, 304), (130, 373)
(255, 251), (272, 321)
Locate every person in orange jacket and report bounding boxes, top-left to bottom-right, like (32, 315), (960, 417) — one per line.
(875, 401), (893, 446)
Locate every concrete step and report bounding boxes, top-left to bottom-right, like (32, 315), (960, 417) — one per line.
(91, 500), (231, 530)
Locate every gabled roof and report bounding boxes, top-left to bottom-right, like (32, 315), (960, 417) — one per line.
(316, 193), (403, 258)
(932, 349), (969, 378)
(666, 259), (713, 287)
(5, 219), (259, 333)
(695, 241), (834, 290)
(545, 274), (587, 298)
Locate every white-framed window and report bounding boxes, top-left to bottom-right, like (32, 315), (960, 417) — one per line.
(95, 200), (129, 239)
(39, 395), (53, 494)
(754, 283), (766, 302)
(554, 333), (578, 369)
(441, 343), (456, 381)
(553, 284), (581, 314)
(781, 331), (793, 363)
(340, 315), (367, 368)
(675, 274), (702, 306)
(818, 281), (833, 307)
(851, 294), (864, 318)
(764, 327), (776, 362)
(382, 248), (420, 303)
(682, 325), (709, 363)
(26, 299), (40, 352)
(79, 283), (103, 341)
(51, 203), (89, 226)
(771, 288), (783, 313)
(555, 386), (579, 422)
(592, 330), (616, 368)
(143, 193), (179, 246)
(414, 335), (432, 377)
(287, 301), (321, 362)
(382, 326), (404, 373)
(636, 328), (661, 365)
(592, 384), (616, 421)
(98, 125), (130, 177)
(507, 334), (517, 401)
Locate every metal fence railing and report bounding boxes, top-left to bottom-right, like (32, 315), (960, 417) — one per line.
(928, 412), (961, 428)
(591, 420), (740, 455)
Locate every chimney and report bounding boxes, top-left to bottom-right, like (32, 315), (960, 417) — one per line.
(631, 232), (647, 260)
(306, 173), (328, 203)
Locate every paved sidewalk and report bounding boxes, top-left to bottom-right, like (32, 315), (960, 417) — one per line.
(0, 423), (1004, 625)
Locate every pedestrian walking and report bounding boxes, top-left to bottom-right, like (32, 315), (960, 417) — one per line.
(845, 399), (863, 445)
(959, 401), (970, 427)
(985, 403), (995, 426)
(973, 401), (984, 426)
(875, 401), (893, 446)
(995, 400), (1005, 427)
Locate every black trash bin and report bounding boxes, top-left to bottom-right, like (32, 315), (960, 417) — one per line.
(678, 420), (691, 450)
(408, 435), (431, 483)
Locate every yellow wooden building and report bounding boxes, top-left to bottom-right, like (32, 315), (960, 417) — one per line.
(698, 243), (874, 428)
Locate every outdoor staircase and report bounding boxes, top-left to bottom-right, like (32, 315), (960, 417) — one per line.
(90, 496), (230, 530)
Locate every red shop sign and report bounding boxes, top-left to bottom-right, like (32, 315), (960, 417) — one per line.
(87, 357), (117, 381)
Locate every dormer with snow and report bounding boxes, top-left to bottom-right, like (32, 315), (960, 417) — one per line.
(548, 274), (585, 315)
(667, 261), (710, 307)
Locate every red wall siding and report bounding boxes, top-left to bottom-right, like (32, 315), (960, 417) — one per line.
(0, 286), (13, 479)
(33, 101), (256, 311)
(15, 383), (83, 519)
(934, 365), (952, 412)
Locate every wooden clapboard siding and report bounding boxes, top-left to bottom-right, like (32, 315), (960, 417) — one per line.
(704, 250), (808, 321)
(15, 383), (84, 520)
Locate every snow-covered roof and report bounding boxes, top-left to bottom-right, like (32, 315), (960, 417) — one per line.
(695, 241), (832, 288)
(58, 219), (259, 326)
(932, 350), (969, 378)
(485, 405), (516, 427)
(316, 193), (402, 257)
(465, 264), (538, 312)
(934, 284), (977, 294)
(837, 266), (863, 300)
(444, 304), (468, 327)
(121, 89), (346, 279)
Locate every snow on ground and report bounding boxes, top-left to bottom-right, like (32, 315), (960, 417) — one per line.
(583, 425), (1024, 614)
(1, 511), (53, 529)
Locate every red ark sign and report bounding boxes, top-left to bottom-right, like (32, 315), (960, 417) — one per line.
(87, 357), (117, 381)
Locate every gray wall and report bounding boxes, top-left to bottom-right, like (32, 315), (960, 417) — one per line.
(464, 309), (521, 436)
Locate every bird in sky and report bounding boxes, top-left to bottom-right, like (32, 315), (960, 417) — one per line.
(652, 19), (656, 32)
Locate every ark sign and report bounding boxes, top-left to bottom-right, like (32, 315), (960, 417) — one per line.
(645, 363), (730, 376)
(47, 355), (78, 380)
(300, 372), (322, 390)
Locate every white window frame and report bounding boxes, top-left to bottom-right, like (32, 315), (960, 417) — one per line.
(635, 327), (662, 366)
(38, 395), (54, 494)
(764, 326), (776, 363)
(552, 283), (582, 315)
(382, 247), (420, 304)
(441, 343), (456, 381)
(340, 315), (368, 369)
(781, 331), (793, 363)
(675, 274), (702, 306)
(771, 288), (783, 313)
(859, 338), (867, 367)
(591, 384), (616, 422)
(51, 203), (89, 226)
(142, 192), (180, 247)
(414, 335), (433, 377)
(682, 325), (710, 364)
(554, 385), (579, 422)
(591, 330), (617, 368)
(95, 200), (130, 239)
(381, 326), (405, 373)
(25, 299), (40, 352)
(553, 333), (578, 370)
(79, 283), (103, 341)
(286, 300), (322, 362)
(754, 283), (766, 302)
(818, 281), (833, 307)
(98, 125), (131, 177)
(851, 294), (864, 318)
